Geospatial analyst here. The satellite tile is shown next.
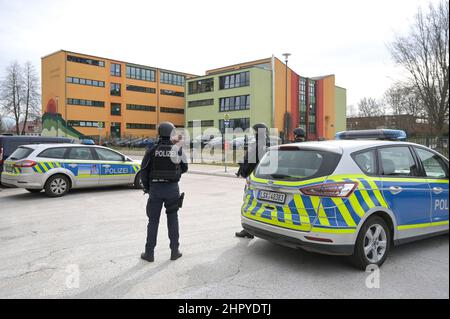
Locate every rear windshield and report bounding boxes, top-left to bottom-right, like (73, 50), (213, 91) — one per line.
(254, 148), (342, 181)
(8, 147), (34, 160)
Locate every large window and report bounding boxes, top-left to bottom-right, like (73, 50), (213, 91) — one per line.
(126, 85), (156, 94)
(219, 95), (250, 112)
(188, 78), (214, 94)
(188, 99), (214, 108)
(111, 103), (121, 116)
(110, 63), (121, 77)
(126, 123), (156, 130)
(299, 77), (307, 130)
(308, 80), (316, 134)
(126, 104), (156, 112)
(67, 77), (105, 88)
(67, 98), (104, 107)
(219, 118), (250, 133)
(67, 120), (105, 128)
(160, 107), (184, 114)
(160, 72), (185, 86)
(188, 120), (214, 127)
(126, 65), (155, 82)
(219, 71), (250, 89)
(160, 89), (184, 97)
(111, 83), (121, 96)
(67, 55), (105, 67)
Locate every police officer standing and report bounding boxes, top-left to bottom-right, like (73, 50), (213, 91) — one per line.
(235, 123), (269, 239)
(140, 122), (188, 262)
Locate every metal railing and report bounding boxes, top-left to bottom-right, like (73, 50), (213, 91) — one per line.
(407, 136), (449, 157)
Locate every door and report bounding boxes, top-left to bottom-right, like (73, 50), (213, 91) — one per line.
(414, 147), (449, 224)
(94, 147), (133, 185)
(379, 146), (431, 227)
(64, 147), (100, 187)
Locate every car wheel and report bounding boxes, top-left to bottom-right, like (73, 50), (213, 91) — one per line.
(44, 175), (70, 197)
(351, 215), (391, 270)
(134, 172), (143, 189)
(26, 188), (42, 193)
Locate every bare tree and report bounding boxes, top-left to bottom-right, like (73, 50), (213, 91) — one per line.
(384, 82), (425, 117)
(389, 0), (449, 134)
(357, 97), (386, 117)
(0, 61), (41, 135)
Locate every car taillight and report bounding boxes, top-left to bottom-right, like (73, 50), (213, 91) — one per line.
(13, 160), (37, 168)
(300, 182), (358, 198)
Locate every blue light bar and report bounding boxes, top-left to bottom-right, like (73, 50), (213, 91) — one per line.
(335, 129), (407, 141)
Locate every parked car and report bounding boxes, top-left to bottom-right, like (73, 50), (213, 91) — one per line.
(0, 135), (74, 176)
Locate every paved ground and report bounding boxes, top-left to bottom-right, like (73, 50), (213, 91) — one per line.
(0, 173), (448, 299)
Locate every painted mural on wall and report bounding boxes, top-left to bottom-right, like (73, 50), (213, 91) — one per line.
(41, 98), (83, 139)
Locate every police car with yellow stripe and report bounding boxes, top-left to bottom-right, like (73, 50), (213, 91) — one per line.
(1, 144), (142, 197)
(241, 130), (449, 269)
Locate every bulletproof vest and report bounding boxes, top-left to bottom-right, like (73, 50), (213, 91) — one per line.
(149, 143), (182, 182)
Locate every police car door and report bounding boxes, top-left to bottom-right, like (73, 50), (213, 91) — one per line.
(414, 147), (449, 225)
(94, 147), (133, 185)
(64, 147), (100, 187)
(379, 146), (432, 229)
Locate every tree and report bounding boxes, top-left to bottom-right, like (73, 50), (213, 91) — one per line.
(384, 82), (425, 117)
(0, 61), (40, 135)
(357, 97), (386, 117)
(389, 0), (449, 134)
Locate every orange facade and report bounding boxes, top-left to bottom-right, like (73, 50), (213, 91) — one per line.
(41, 50), (194, 139)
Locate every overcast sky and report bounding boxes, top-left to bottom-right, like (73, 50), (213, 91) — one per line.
(0, 0), (439, 112)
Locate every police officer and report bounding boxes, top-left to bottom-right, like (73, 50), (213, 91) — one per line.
(140, 122), (188, 262)
(293, 127), (306, 143)
(235, 123), (269, 239)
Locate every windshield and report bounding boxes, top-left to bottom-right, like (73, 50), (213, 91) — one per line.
(254, 148), (341, 181)
(8, 147), (34, 160)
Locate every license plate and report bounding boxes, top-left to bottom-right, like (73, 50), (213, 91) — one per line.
(258, 190), (286, 204)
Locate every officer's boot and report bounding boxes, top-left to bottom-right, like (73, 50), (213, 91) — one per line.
(141, 252), (154, 262)
(170, 250), (182, 261)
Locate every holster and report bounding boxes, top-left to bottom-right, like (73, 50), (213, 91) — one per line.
(165, 192), (185, 214)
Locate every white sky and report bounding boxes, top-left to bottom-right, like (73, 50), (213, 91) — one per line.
(0, 0), (439, 110)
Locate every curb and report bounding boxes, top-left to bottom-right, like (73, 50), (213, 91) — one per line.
(187, 170), (239, 179)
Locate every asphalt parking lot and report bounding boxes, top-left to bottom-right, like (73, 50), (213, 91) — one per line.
(0, 173), (448, 299)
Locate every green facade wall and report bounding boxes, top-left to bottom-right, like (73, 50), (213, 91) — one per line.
(185, 67), (272, 138)
(334, 86), (347, 133)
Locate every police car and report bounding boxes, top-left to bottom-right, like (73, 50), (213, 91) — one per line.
(1, 144), (142, 197)
(241, 130), (449, 269)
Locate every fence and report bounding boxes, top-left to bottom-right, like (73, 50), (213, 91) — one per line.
(407, 136), (449, 157)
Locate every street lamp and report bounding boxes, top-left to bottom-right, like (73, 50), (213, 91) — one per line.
(282, 53), (291, 143)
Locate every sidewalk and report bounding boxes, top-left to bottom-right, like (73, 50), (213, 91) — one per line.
(187, 163), (239, 178)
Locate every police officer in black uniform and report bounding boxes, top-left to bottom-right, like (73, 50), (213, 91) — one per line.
(140, 122), (188, 262)
(235, 122), (269, 239)
(293, 127), (306, 143)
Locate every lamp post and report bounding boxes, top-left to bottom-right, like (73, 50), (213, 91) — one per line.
(282, 53), (291, 143)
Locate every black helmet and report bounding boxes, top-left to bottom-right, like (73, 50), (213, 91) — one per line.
(252, 123), (268, 135)
(293, 127), (305, 138)
(158, 121), (175, 138)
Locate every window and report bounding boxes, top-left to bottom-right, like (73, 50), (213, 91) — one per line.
(126, 123), (156, 130)
(379, 147), (419, 177)
(415, 148), (448, 178)
(188, 120), (214, 128)
(9, 147), (34, 160)
(353, 150), (377, 175)
(67, 77), (105, 88)
(111, 103), (121, 116)
(160, 72), (185, 86)
(110, 63), (121, 77)
(67, 55), (105, 67)
(126, 65), (155, 82)
(126, 85), (156, 94)
(67, 98), (105, 107)
(67, 147), (94, 160)
(67, 120), (105, 128)
(219, 118), (250, 133)
(160, 89), (184, 97)
(160, 107), (184, 114)
(111, 83), (121, 96)
(188, 78), (214, 94)
(219, 71), (250, 89)
(188, 99), (214, 107)
(95, 148), (124, 162)
(126, 104), (156, 112)
(37, 148), (67, 159)
(219, 95), (250, 112)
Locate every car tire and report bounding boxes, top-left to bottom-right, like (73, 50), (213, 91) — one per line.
(44, 175), (70, 197)
(134, 172), (143, 189)
(351, 215), (391, 270)
(26, 188), (42, 193)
